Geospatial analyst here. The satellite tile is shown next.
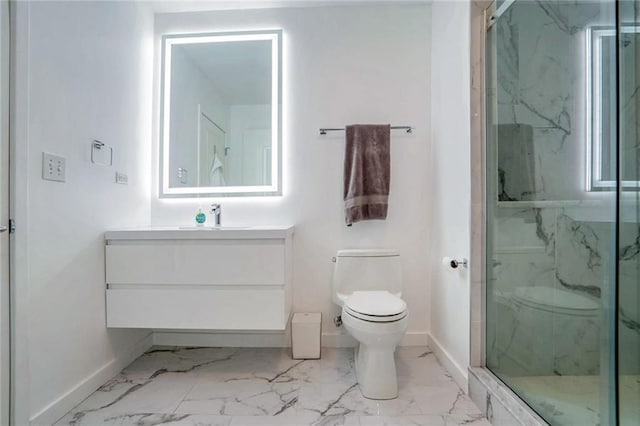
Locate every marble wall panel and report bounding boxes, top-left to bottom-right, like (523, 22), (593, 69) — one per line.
(484, 0), (640, 382)
(619, 222), (640, 374)
(493, 1), (615, 202)
(555, 215), (612, 299)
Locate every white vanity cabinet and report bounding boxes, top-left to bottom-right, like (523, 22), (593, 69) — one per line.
(105, 226), (294, 330)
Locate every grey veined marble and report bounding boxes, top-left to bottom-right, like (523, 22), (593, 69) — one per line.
(491, 206), (640, 375)
(55, 347), (489, 426)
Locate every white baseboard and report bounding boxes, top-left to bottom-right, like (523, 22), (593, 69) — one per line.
(427, 333), (468, 391)
(29, 332), (153, 426)
(153, 330), (292, 347)
(154, 331), (339, 348)
(153, 330), (428, 349)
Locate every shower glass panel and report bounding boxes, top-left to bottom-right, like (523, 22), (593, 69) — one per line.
(618, 2), (640, 425)
(485, 1), (618, 425)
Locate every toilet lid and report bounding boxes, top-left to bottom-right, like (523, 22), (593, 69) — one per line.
(345, 291), (407, 316)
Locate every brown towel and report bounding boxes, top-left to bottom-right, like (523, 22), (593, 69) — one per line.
(344, 124), (391, 226)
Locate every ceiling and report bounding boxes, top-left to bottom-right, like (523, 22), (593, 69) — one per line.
(151, 0), (430, 14)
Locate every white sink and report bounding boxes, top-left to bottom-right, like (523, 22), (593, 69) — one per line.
(177, 226), (254, 230)
(105, 225), (294, 240)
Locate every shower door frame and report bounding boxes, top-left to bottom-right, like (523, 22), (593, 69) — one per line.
(470, 0), (624, 425)
(469, 1), (570, 425)
(0, 0), (9, 424)
(468, 0), (491, 372)
(468, 2), (554, 423)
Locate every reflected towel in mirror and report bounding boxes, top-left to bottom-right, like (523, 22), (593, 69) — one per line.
(209, 154), (226, 186)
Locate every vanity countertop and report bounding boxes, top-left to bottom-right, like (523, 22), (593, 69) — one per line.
(105, 225), (294, 241)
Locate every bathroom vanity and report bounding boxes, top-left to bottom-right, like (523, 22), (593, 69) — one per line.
(104, 226), (294, 330)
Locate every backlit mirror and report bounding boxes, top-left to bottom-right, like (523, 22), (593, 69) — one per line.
(588, 25), (639, 191)
(160, 30), (282, 197)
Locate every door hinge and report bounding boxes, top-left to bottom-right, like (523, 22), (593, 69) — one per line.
(9, 219), (15, 234)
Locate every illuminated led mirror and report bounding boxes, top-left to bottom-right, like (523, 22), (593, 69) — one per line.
(160, 30), (282, 197)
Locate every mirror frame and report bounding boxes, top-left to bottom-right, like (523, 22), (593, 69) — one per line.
(586, 25), (640, 191)
(159, 29), (283, 198)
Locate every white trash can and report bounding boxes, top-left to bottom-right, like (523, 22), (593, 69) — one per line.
(291, 313), (321, 359)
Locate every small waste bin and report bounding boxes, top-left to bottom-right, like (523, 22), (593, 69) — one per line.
(291, 313), (321, 359)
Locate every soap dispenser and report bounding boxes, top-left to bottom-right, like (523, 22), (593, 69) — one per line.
(195, 207), (207, 226)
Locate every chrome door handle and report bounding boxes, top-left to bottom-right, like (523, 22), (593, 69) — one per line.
(0, 226), (7, 233)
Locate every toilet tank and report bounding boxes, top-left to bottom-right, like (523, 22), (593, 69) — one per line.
(332, 249), (402, 306)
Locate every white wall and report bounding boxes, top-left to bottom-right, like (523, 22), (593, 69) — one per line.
(12, 1), (154, 423)
(169, 46), (230, 187)
(152, 4), (432, 346)
(428, 0), (472, 388)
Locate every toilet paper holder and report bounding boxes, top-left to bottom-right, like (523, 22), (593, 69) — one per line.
(450, 258), (468, 269)
(443, 257), (468, 269)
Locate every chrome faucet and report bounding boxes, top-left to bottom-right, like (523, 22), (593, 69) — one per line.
(210, 203), (222, 227)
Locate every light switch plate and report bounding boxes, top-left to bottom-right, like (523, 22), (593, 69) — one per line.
(42, 152), (66, 182)
(115, 172), (128, 185)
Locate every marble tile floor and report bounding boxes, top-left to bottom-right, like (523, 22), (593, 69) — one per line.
(509, 374), (640, 426)
(55, 346), (490, 426)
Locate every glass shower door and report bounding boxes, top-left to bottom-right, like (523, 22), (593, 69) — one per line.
(485, 1), (618, 424)
(618, 2), (640, 424)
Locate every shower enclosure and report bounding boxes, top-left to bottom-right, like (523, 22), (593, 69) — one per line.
(485, 0), (640, 425)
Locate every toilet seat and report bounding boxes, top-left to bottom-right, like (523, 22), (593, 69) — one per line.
(344, 307), (408, 323)
(344, 291), (408, 323)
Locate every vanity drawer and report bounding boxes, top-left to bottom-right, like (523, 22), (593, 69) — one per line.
(106, 240), (284, 286)
(104, 227), (293, 331)
(106, 288), (288, 330)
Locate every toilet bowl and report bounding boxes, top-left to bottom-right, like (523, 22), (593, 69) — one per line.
(332, 249), (409, 399)
(342, 291), (409, 399)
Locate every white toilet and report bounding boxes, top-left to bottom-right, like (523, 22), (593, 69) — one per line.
(332, 249), (409, 400)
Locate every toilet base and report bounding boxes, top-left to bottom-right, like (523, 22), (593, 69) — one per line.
(354, 343), (399, 400)
(341, 309), (409, 400)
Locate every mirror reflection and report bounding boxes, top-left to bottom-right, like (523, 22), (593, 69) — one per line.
(589, 25), (640, 190)
(161, 31), (282, 197)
